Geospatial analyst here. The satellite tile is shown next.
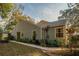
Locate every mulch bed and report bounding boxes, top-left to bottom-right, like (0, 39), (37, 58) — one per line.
(0, 40), (9, 43)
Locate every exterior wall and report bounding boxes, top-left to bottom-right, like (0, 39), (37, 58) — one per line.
(48, 26), (66, 40)
(11, 21), (41, 40)
(48, 27), (56, 40)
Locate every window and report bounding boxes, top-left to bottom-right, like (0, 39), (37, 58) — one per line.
(56, 28), (63, 38)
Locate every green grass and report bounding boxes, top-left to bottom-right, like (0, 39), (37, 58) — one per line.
(0, 42), (47, 56)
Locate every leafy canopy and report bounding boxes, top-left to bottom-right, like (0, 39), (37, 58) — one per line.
(0, 3), (14, 18)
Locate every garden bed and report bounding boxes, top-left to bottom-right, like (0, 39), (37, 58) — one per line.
(0, 40), (9, 43)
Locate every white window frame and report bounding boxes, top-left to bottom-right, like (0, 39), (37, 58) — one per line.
(55, 27), (64, 38)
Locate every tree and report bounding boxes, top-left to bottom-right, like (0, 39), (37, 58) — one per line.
(5, 10), (35, 33)
(0, 3), (14, 18)
(4, 10), (22, 33)
(2, 4), (26, 33)
(59, 3), (79, 39)
(12, 10), (26, 22)
(1, 4), (35, 33)
(58, 3), (79, 55)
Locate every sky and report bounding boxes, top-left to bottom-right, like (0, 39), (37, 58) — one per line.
(22, 3), (68, 22)
(0, 3), (68, 22)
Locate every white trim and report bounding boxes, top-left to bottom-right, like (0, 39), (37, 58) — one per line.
(55, 27), (64, 39)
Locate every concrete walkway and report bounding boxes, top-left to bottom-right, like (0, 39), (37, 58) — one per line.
(10, 40), (79, 56)
(10, 40), (63, 51)
(10, 40), (51, 50)
(10, 40), (79, 51)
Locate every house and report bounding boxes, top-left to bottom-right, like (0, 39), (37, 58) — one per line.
(11, 20), (42, 40)
(11, 19), (68, 44)
(36, 20), (68, 44)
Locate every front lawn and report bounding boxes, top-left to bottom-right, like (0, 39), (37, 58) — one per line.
(0, 42), (47, 56)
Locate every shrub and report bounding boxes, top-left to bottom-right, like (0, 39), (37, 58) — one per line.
(17, 38), (41, 45)
(22, 38), (28, 43)
(0, 37), (9, 43)
(34, 39), (40, 45)
(0, 33), (10, 43)
(46, 39), (63, 47)
(58, 39), (66, 47)
(39, 39), (46, 47)
(17, 38), (26, 42)
(7, 33), (15, 40)
(68, 35), (79, 47)
(17, 38), (33, 43)
(47, 39), (58, 47)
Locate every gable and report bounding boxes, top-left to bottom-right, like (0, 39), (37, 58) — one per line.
(36, 20), (48, 28)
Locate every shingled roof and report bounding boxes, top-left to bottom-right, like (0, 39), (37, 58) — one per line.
(37, 19), (67, 28)
(48, 19), (67, 27)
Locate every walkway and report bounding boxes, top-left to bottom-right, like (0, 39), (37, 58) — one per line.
(10, 40), (71, 51)
(10, 40), (79, 56)
(10, 40), (51, 50)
